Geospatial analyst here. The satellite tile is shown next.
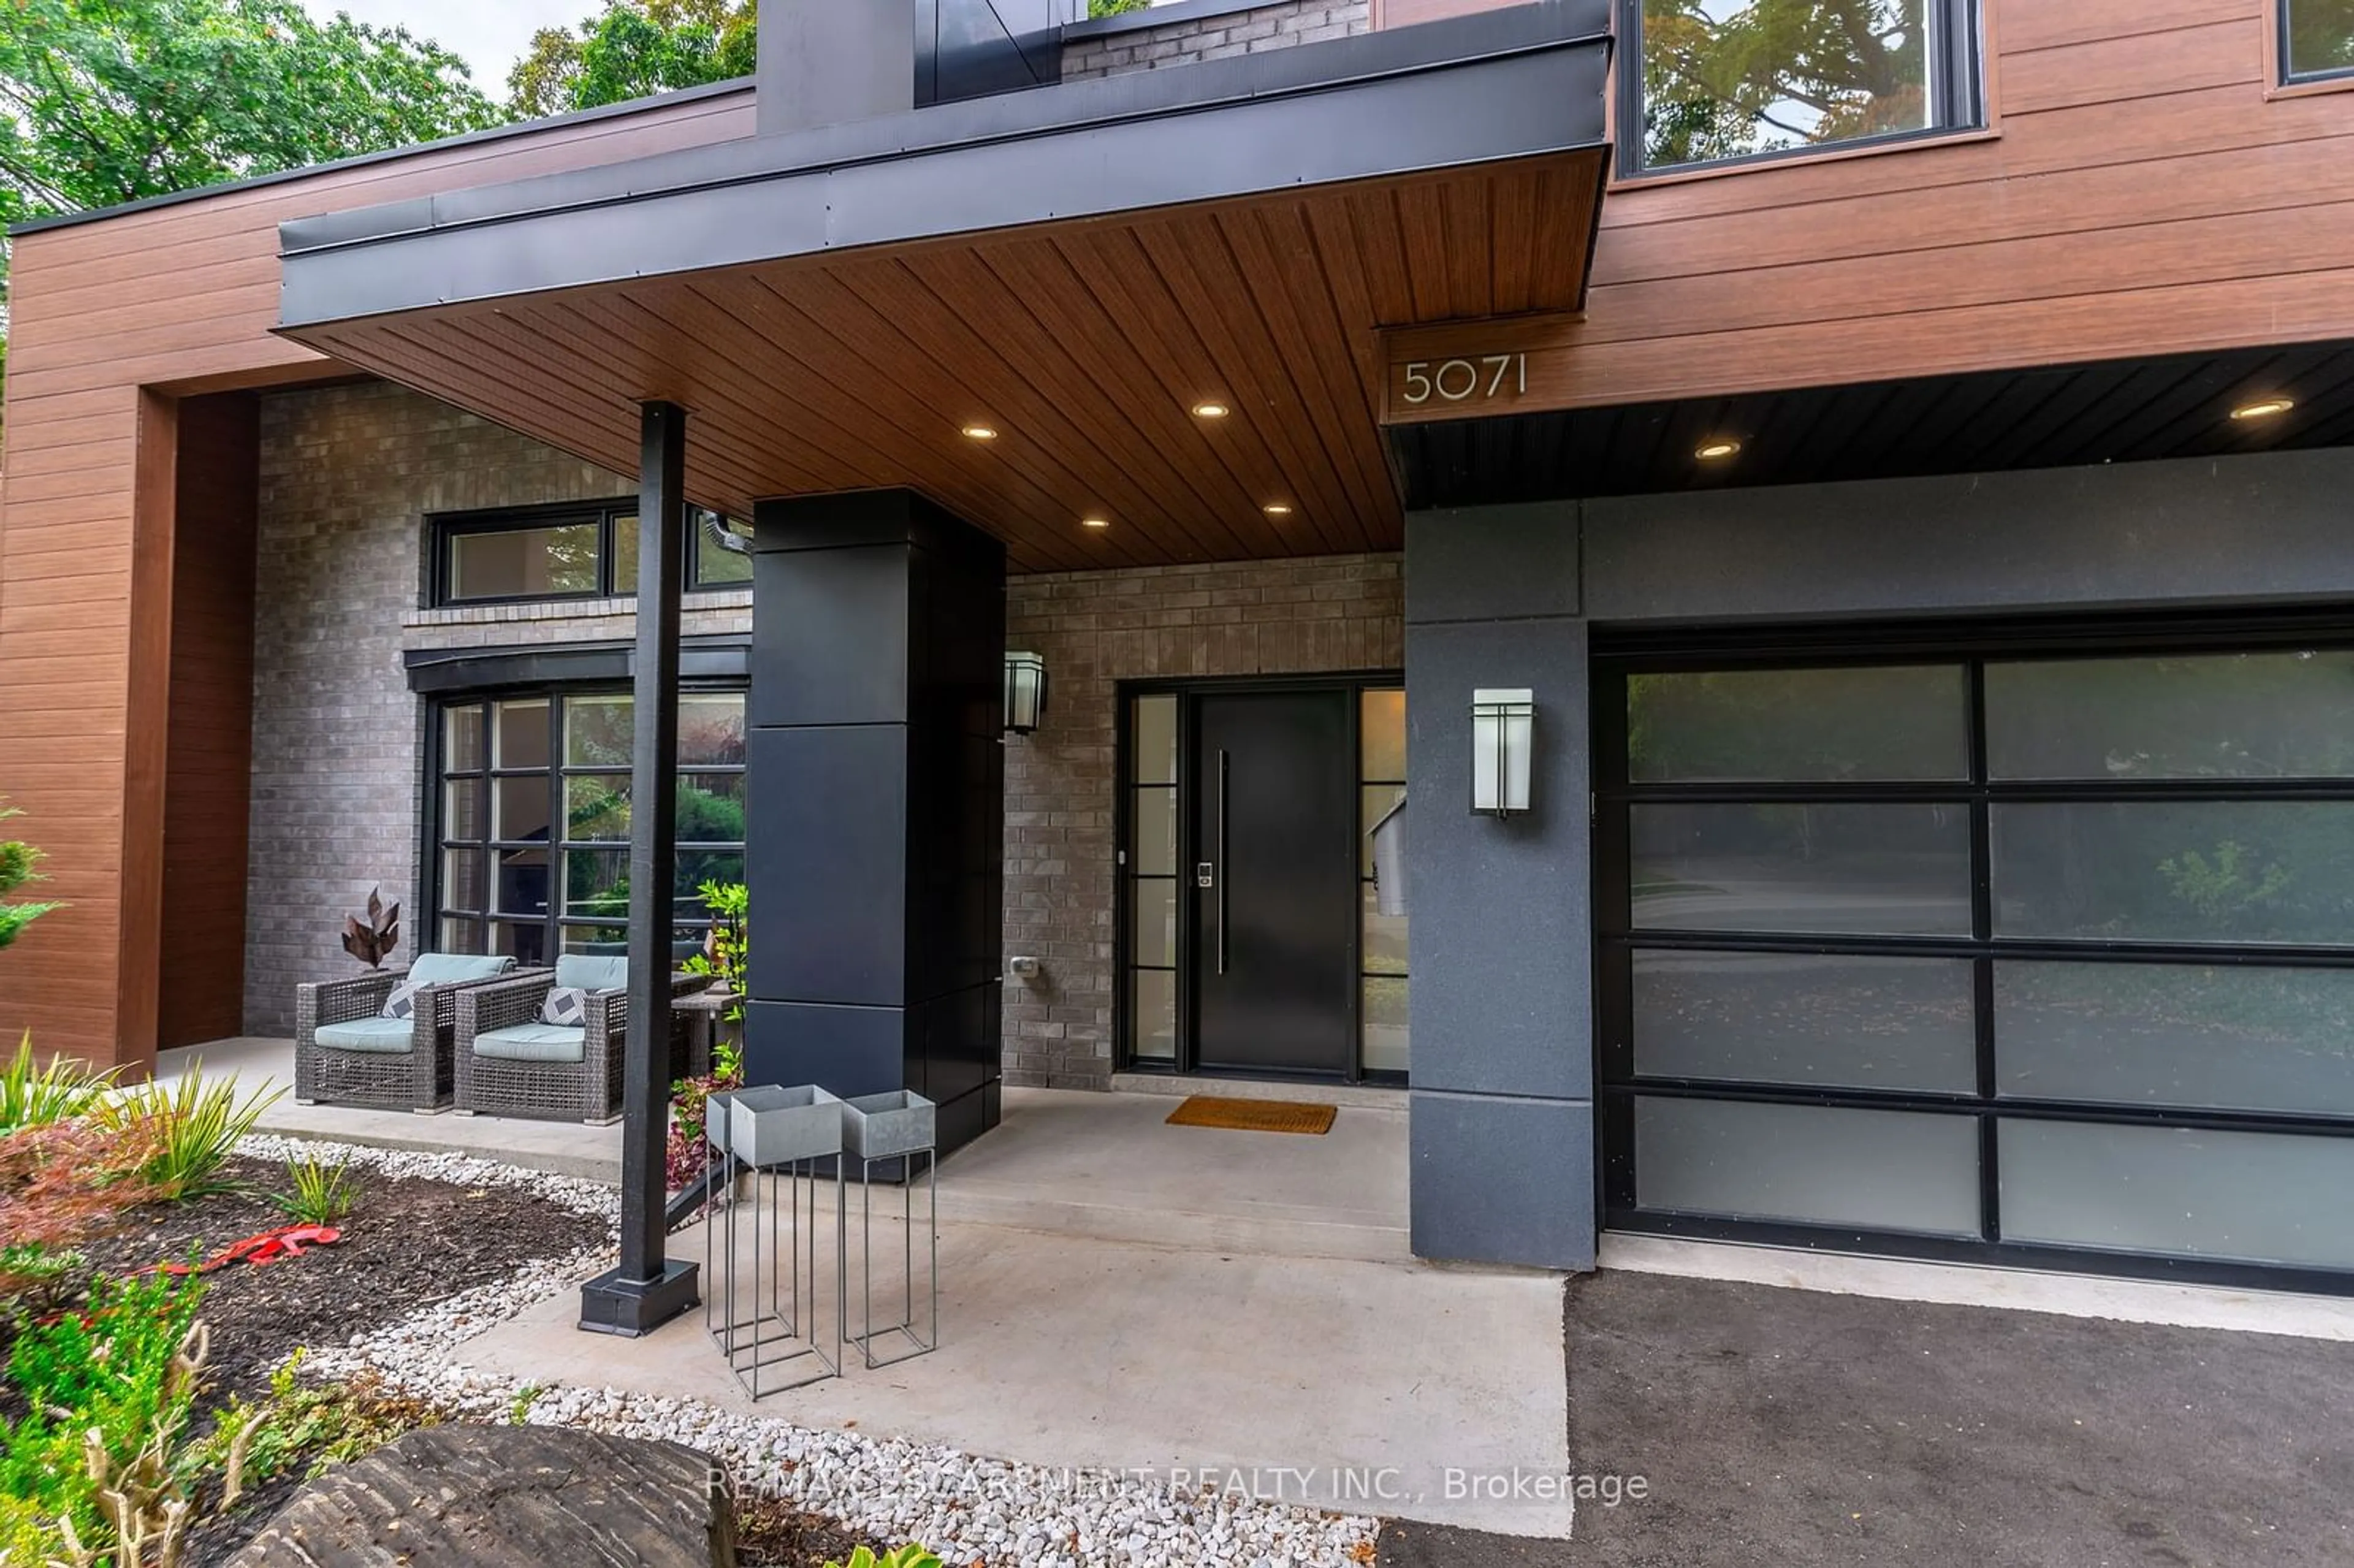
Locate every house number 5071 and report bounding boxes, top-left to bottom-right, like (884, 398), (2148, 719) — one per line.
(1400, 353), (1527, 405)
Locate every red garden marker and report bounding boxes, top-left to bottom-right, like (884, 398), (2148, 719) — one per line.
(161, 1224), (342, 1276)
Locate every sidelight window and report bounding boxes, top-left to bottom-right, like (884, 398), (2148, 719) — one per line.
(1618, 0), (1984, 178)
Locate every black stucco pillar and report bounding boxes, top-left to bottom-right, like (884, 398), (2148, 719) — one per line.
(744, 491), (1005, 1155)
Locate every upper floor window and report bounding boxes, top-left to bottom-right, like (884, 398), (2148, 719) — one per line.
(433, 500), (753, 607)
(2282, 0), (2354, 84)
(1618, 1), (1983, 179)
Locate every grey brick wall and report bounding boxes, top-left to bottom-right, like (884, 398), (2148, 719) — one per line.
(1062, 0), (1371, 80)
(1001, 553), (1403, 1088)
(245, 381), (749, 1033)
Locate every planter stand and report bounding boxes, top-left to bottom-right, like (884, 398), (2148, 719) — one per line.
(705, 1085), (842, 1396)
(841, 1089), (939, 1369)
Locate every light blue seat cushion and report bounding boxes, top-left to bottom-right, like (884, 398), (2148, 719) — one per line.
(314, 1017), (417, 1053)
(554, 953), (630, 994)
(473, 1023), (587, 1063)
(409, 953), (517, 986)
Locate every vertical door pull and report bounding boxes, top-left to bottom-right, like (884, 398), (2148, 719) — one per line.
(1216, 748), (1230, 976)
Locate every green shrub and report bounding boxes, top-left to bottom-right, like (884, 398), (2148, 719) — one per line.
(0, 798), (63, 953)
(0, 1118), (161, 1309)
(178, 1351), (441, 1497)
(90, 1069), (283, 1201)
(0, 1030), (118, 1132)
(825, 1547), (942, 1568)
(272, 1150), (357, 1225)
(1, 1269), (208, 1559)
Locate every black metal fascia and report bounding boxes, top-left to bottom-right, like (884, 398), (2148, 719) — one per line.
(277, 0), (1611, 329)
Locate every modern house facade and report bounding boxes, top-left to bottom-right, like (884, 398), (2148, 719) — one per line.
(9, 0), (2354, 1292)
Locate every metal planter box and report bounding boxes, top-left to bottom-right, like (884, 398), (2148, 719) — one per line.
(840, 1089), (935, 1160)
(709, 1084), (842, 1168)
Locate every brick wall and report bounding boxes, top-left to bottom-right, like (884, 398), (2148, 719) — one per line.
(245, 381), (749, 1033)
(1061, 0), (1371, 80)
(1001, 553), (1402, 1088)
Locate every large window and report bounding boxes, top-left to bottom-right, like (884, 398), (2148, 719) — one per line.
(432, 501), (754, 606)
(2281, 0), (2354, 84)
(1618, 1), (1983, 178)
(1598, 635), (2354, 1292)
(433, 689), (747, 964)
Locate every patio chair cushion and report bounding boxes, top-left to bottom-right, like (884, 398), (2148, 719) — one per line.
(379, 978), (422, 1019)
(539, 986), (590, 1027)
(554, 954), (630, 994)
(466, 1012), (581, 1064)
(471, 1023), (587, 1064)
(408, 953), (518, 986)
(314, 1017), (417, 1054)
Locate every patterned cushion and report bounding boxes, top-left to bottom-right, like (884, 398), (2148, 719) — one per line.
(380, 979), (423, 1020)
(540, 986), (589, 1027)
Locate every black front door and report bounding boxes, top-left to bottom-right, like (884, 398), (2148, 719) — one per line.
(1190, 689), (1357, 1076)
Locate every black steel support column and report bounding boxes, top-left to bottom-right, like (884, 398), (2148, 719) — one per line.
(579, 400), (699, 1335)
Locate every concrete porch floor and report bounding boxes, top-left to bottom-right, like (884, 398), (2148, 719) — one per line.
(163, 1040), (1570, 1534)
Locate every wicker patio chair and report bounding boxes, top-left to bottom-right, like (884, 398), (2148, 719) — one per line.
(453, 953), (707, 1124)
(294, 954), (526, 1113)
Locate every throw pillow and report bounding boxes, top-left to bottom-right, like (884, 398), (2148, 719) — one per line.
(380, 979), (423, 1021)
(540, 986), (589, 1027)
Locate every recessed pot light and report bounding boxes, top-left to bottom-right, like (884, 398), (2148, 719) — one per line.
(2230, 397), (2295, 421)
(961, 424), (999, 440)
(1082, 517), (1111, 529)
(1263, 503), (1293, 516)
(1695, 438), (1742, 461)
(1192, 402), (1231, 419)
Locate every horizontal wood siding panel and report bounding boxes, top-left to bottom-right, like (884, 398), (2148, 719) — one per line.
(0, 88), (754, 1069)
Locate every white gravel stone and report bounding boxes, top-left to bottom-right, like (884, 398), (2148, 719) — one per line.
(234, 1134), (1382, 1566)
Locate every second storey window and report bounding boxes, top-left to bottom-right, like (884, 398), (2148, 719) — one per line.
(1620, 1), (1983, 178)
(2282, 0), (2354, 83)
(434, 501), (753, 606)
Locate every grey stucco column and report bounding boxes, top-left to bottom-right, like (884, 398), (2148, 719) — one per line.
(1403, 503), (1596, 1270)
(743, 491), (1007, 1155)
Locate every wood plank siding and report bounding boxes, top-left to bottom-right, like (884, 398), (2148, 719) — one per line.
(0, 88), (755, 1070)
(1382, 0), (2354, 421)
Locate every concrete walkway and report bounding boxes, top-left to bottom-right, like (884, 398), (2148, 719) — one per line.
(165, 1040), (1571, 1534)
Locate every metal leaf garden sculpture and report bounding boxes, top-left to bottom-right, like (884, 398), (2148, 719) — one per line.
(340, 887), (400, 969)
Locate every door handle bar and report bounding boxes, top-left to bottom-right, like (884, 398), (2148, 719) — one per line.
(1216, 748), (1230, 976)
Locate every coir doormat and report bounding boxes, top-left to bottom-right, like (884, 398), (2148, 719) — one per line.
(1164, 1095), (1336, 1135)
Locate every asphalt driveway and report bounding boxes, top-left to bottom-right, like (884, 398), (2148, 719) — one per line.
(1380, 1269), (2354, 1568)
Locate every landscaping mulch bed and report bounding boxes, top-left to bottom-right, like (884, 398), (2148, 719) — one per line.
(734, 1494), (870, 1567)
(77, 1154), (609, 1404)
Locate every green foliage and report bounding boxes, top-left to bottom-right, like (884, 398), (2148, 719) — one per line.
(825, 1547), (943, 1568)
(0, 1030), (116, 1131)
(91, 1068), (283, 1201)
(180, 1351), (442, 1498)
(1087, 0), (1152, 15)
(1634, 1), (1928, 172)
(2157, 839), (2295, 931)
(0, 799), (63, 953)
(683, 878), (748, 1025)
(271, 1150), (357, 1225)
(509, 0), (755, 120)
(0, 0), (501, 224)
(0, 1269), (207, 1558)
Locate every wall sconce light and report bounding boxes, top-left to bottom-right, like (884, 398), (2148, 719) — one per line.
(1470, 688), (1534, 818)
(1004, 650), (1048, 735)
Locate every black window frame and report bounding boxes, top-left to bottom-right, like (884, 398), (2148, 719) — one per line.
(1614, 0), (1987, 181)
(2277, 0), (2354, 85)
(427, 682), (748, 967)
(1593, 609), (2354, 1299)
(429, 498), (753, 608)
